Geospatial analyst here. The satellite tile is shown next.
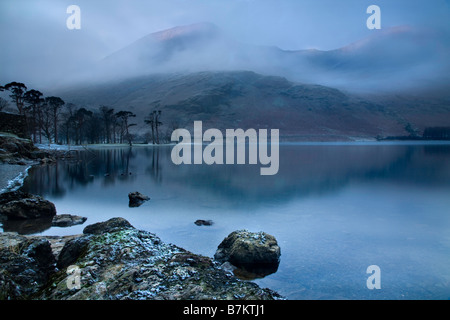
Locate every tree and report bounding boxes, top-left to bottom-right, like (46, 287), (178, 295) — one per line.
(40, 101), (53, 143)
(154, 110), (162, 144)
(71, 107), (93, 145)
(24, 89), (44, 143)
(144, 112), (156, 144)
(116, 110), (136, 145)
(4, 82), (27, 115)
(99, 106), (115, 144)
(60, 103), (76, 145)
(145, 110), (163, 144)
(45, 96), (65, 143)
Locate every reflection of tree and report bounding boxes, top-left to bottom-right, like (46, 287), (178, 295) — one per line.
(100, 148), (137, 186)
(20, 145), (450, 210)
(20, 148), (141, 196)
(145, 147), (163, 184)
(22, 161), (68, 198)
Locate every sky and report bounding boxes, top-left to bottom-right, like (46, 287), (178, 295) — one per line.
(1, 0), (450, 88)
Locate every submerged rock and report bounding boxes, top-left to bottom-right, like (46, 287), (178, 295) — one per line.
(128, 191), (150, 207)
(194, 219), (213, 226)
(51, 214), (87, 228)
(0, 191), (56, 220)
(214, 230), (281, 279)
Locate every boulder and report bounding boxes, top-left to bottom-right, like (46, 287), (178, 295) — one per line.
(0, 191), (56, 220)
(128, 191), (150, 207)
(83, 217), (134, 235)
(37, 218), (283, 300)
(0, 232), (56, 299)
(52, 214), (87, 228)
(0, 218), (283, 300)
(56, 235), (91, 269)
(214, 230), (281, 278)
(0, 133), (45, 164)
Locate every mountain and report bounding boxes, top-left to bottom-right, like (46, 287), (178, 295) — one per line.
(88, 23), (450, 93)
(52, 23), (450, 141)
(95, 22), (284, 82)
(56, 70), (450, 141)
(296, 26), (450, 91)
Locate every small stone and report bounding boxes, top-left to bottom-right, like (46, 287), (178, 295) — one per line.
(128, 192), (150, 208)
(194, 219), (214, 226)
(52, 214), (87, 227)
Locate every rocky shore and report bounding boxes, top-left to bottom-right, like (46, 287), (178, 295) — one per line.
(0, 218), (283, 300)
(0, 133), (77, 193)
(0, 133), (283, 300)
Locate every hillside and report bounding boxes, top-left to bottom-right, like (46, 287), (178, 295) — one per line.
(48, 23), (450, 141)
(56, 71), (450, 141)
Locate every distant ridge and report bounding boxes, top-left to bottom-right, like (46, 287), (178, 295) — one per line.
(93, 23), (450, 93)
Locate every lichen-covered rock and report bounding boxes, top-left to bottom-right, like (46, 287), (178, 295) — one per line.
(56, 235), (91, 269)
(37, 218), (283, 300)
(82, 217), (133, 235)
(214, 230), (281, 279)
(0, 218), (283, 300)
(0, 190), (57, 220)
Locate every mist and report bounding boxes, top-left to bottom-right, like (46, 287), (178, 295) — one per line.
(1, 0), (450, 93)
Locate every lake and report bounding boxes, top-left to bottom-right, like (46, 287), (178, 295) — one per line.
(10, 142), (450, 300)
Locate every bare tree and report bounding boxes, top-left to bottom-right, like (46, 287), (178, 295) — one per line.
(71, 107), (93, 145)
(116, 110), (136, 145)
(40, 101), (53, 144)
(99, 106), (115, 143)
(145, 110), (163, 144)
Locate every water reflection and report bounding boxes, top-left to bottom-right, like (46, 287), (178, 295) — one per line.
(5, 143), (450, 299)
(15, 143), (450, 230)
(2, 216), (53, 235)
(232, 262), (280, 280)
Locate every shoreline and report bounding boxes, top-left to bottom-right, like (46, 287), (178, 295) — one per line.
(0, 135), (284, 300)
(0, 217), (284, 300)
(0, 163), (32, 193)
(2, 138), (449, 195)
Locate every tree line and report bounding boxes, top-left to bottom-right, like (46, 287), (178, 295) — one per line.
(1, 81), (164, 145)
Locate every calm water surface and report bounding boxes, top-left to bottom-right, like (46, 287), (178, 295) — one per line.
(9, 142), (450, 299)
